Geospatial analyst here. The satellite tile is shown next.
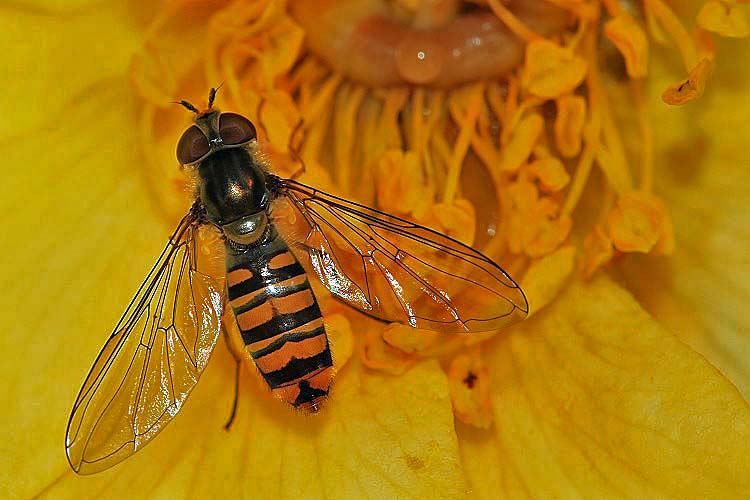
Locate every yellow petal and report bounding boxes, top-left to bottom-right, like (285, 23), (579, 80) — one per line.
(697, 1), (750, 38)
(0, 84), (169, 498)
(619, 38), (750, 396)
(32, 350), (467, 498)
(0, 0), (143, 135)
(8, 0), (750, 496)
(459, 277), (750, 498)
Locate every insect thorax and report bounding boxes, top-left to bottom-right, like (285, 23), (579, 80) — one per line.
(197, 147), (268, 228)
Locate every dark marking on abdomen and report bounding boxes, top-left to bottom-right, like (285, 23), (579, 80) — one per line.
(225, 224), (333, 412)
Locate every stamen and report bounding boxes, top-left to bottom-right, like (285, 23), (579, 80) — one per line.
(599, 103), (634, 194)
(301, 74), (343, 163)
(562, 29), (601, 216)
(487, 0), (544, 42)
(504, 76), (519, 128)
(448, 352), (493, 428)
(335, 85), (366, 192)
(631, 80), (654, 192)
(409, 87), (426, 154)
(601, 0), (624, 17)
(424, 90), (445, 186)
(443, 83), (483, 203)
(644, 0), (699, 71)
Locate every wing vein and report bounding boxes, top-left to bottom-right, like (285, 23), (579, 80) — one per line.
(275, 176), (528, 334)
(65, 210), (226, 474)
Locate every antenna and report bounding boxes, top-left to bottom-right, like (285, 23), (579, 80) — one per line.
(173, 100), (199, 114)
(207, 83), (224, 109)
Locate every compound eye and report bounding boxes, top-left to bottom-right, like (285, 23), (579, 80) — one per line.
(219, 112), (257, 145)
(176, 125), (210, 164)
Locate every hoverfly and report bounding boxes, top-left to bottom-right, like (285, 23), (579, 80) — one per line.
(65, 88), (528, 474)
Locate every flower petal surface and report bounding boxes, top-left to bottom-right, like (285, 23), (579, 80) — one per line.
(459, 277), (750, 498)
(618, 39), (750, 396)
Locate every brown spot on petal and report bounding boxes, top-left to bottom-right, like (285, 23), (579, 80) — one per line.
(448, 354), (493, 428)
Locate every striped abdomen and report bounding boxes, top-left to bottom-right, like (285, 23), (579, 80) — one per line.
(225, 226), (333, 412)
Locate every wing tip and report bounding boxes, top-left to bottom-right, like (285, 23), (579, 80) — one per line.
(516, 285), (530, 316)
(65, 445), (85, 475)
(64, 443), (133, 475)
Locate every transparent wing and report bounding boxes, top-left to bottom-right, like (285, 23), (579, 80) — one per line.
(274, 177), (528, 333)
(65, 209), (226, 474)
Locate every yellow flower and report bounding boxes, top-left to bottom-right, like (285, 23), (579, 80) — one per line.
(2, 0), (750, 498)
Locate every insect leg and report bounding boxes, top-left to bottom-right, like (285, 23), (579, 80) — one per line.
(224, 359), (241, 431)
(222, 316), (246, 431)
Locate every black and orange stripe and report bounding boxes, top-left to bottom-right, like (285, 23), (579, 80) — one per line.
(225, 225), (333, 412)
